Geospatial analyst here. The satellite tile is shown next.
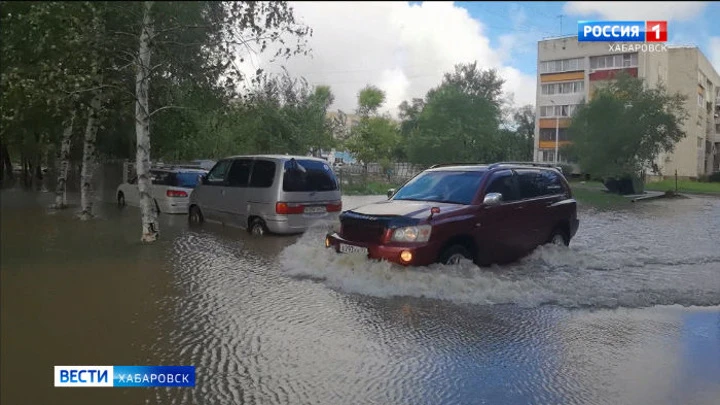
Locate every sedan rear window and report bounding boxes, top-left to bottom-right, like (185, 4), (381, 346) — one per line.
(282, 159), (338, 192)
(392, 170), (486, 205)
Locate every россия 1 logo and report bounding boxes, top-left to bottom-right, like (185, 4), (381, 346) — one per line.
(54, 365), (195, 387)
(577, 21), (668, 42)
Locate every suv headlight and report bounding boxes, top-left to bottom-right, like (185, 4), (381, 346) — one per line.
(390, 225), (432, 243)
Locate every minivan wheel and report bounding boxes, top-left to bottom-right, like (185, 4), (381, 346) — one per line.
(249, 218), (268, 236)
(440, 245), (474, 265)
(189, 206), (204, 226)
(548, 228), (570, 246)
(117, 192), (125, 207)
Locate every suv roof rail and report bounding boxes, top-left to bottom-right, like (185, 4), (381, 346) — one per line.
(488, 161), (564, 171)
(429, 162), (482, 169)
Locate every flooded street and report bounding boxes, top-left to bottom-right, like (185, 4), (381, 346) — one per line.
(2, 189), (719, 405)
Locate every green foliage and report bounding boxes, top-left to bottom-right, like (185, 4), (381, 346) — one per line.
(563, 73), (688, 178)
(155, 73), (336, 160)
(346, 116), (400, 166)
(343, 86), (400, 167)
(404, 63), (505, 165)
(357, 85), (386, 116)
(0, 0), (313, 176)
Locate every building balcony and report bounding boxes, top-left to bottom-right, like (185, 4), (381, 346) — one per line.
(588, 67), (638, 81)
(538, 140), (572, 149)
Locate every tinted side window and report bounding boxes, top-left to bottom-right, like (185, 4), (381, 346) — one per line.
(207, 160), (231, 185)
(249, 160), (276, 188)
(516, 170), (543, 199)
(227, 159), (253, 187)
(484, 170), (519, 202)
(537, 170), (565, 195)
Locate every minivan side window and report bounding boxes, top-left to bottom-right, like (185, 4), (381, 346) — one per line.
(206, 160), (232, 185)
(249, 160), (276, 188)
(226, 159), (253, 187)
(484, 170), (519, 202)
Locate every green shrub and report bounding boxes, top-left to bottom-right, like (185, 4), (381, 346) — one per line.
(708, 172), (720, 183)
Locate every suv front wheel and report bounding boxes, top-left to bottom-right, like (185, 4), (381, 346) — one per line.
(547, 228), (570, 246)
(439, 245), (474, 265)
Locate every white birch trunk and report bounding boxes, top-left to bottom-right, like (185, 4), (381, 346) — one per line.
(53, 109), (76, 209)
(79, 92), (102, 221)
(135, 1), (159, 242)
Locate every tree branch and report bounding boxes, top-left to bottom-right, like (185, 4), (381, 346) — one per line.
(149, 105), (194, 118)
(152, 24), (213, 38)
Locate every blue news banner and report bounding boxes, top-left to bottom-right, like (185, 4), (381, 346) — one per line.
(54, 366), (195, 388)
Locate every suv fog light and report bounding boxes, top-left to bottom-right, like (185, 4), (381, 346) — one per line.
(400, 250), (413, 263)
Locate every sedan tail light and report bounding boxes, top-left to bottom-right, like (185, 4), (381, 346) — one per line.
(276, 202), (304, 215)
(326, 201), (342, 212)
(166, 190), (188, 198)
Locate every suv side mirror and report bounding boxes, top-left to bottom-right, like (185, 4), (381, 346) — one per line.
(387, 188), (396, 199)
(483, 192), (503, 206)
(199, 174), (208, 185)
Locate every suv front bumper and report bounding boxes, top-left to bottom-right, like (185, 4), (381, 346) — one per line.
(324, 232), (439, 266)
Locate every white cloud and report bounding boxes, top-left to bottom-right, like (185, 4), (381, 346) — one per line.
(710, 37), (720, 74)
(237, 1), (536, 118)
(563, 1), (707, 21)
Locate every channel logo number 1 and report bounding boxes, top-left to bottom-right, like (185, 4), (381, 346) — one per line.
(645, 21), (667, 42)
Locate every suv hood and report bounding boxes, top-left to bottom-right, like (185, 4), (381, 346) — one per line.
(348, 199), (465, 220)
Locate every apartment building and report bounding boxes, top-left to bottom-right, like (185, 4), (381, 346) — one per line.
(535, 36), (720, 178)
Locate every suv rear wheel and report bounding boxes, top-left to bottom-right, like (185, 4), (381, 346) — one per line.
(439, 245), (474, 265)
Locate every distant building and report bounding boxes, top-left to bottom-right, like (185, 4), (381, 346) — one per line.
(535, 35), (720, 178)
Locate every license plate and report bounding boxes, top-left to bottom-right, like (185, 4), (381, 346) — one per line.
(339, 243), (368, 255)
(305, 206), (326, 214)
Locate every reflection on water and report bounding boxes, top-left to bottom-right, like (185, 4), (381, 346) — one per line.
(1, 189), (719, 405)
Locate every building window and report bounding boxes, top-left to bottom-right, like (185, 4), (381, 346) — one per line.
(539, 128), (570, 142)
(539, 104), (579, 118)
(539, 57), (585, 74)
(698, 93), (704, 106)
(590, 53), (638, 70)
(540, 150), (555, 162)
(541, 81), (584, 95)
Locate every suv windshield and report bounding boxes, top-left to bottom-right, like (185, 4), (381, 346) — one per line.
(282, 159), (338, 192)
(392, 170), (486, 205)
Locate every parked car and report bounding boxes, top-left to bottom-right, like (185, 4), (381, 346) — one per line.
(324, 162), (579, 267)
(188, 155), (343, 235)
(117, 167), (208, 214)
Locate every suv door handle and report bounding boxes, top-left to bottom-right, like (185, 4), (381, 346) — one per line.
(515, 205), (525, 210)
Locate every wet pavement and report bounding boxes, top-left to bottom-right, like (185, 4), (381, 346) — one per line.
(1, 188), (719, 405)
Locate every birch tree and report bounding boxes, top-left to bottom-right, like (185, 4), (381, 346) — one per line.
(134, 1), (157, 241)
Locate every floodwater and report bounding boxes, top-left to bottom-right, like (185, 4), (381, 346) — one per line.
(1, 189), (719, 405)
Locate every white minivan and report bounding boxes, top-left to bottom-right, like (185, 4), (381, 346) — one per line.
(188, 155), (342, 235)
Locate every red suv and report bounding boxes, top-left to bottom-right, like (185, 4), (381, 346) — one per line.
(325, 162), (579, 266)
